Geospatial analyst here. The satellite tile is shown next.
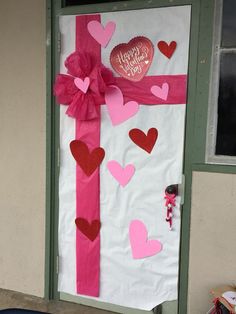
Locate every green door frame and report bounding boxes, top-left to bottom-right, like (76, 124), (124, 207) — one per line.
(45, 1), (232, 313)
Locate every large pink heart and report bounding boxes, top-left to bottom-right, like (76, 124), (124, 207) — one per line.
(129, 220), (162, 259)
(107, 160), (135, 187)
(87, 20), (116, 48)
(110, 36), (154, 82)
(105, 85), (139, 125)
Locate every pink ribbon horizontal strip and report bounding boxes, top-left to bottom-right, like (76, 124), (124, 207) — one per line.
(115, 75), (187, 105)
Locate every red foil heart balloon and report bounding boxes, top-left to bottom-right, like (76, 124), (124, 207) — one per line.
(110, 36), (154, 82)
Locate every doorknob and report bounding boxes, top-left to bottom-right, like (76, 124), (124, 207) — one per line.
(164, 185), (178, 230)
(165, 184), (178, 196)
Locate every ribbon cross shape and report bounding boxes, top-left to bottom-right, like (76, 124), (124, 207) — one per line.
(54, 14), (187, 297)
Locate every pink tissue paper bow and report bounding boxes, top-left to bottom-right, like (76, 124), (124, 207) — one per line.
(54, 51), (115, 120)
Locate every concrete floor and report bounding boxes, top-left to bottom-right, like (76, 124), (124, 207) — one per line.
(0, 289), (115, 314)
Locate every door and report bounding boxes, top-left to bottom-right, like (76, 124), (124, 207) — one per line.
(54, 2), (192, 313)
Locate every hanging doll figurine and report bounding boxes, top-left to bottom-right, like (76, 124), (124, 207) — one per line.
(164, 185), (178, 230)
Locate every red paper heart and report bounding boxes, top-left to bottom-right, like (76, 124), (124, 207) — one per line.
(157, 41), (177, 59)
(70, 140), (105, 176)
(75, 218), (101, 241)
(110, 36), (154, 82)
(129, 128), (158, 153)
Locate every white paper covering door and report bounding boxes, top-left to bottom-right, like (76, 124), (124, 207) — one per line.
(58, 6), (191, 310)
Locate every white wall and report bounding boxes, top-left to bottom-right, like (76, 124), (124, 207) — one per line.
(0, 0), (46, 297)
(188, 171), (236, 313)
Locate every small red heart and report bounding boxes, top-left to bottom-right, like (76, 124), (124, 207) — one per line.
(75, 218), (101, 241)
(129, 128), (158, 154)
(70, 140), (105, 176)
(157, 41), (177, 59)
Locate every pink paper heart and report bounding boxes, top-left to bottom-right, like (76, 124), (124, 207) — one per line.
(150, 83), (169, 101)
(107, 161), (135, 187)
(87, 20), (116, 48)
(129, 220), (162, 259)
(105, 85), (139, 126)
(74, 77), (90, 94)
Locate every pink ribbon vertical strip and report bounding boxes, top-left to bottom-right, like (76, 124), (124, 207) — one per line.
(75, 14), (101, 297)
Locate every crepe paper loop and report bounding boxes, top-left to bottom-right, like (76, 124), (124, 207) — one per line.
(151, 83), (169, 101)
(87, 20), (116, 48)
(70, 140), (105, 177)
(110, 36), (154, 82)
(164, 192), (176, 207)
(157, 41), (177, 59)
(105, 85), (139, 126)
(74, 77), (90, 94)
(129, 128), (158, 154)
(54, 51), (115, 120)
(129, 220), (163, 259)
(75, 218), (101, 241)
(107, 160), (135, 187)
(164, 192), (176, 230)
